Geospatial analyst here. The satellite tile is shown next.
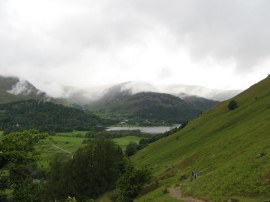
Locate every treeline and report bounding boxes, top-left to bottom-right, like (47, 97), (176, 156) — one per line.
(133, 107), (197, 125)
(0, 100), (115, 134)
(84, 130), (151, 138)
(0, 131), (151, 202)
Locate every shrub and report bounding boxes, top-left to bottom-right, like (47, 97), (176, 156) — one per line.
(114, 161), (151, 202)
(161, 187), (168, 194)
(125, 142), (138, 157)
(228, 100), (238, 110)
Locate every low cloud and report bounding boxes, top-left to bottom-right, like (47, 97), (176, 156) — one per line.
(0, 0), (269, 96)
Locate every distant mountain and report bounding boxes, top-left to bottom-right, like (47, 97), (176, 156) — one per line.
(109, 81), (241, 101)
(89, 83), (219, 125)
(166, 84), (241, 101)
(59, 81), (240, 106)
(0, 75), (52, 103)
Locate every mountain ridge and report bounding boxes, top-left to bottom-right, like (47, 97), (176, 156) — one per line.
(0, 75), (241, 104)
(88, 87), (219, 125)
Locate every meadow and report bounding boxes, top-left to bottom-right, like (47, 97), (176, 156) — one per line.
(36, 131), (142, 168)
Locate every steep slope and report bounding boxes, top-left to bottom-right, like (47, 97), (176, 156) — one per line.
(133, 76), (270, 202)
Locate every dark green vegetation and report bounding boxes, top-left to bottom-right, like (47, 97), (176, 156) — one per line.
(45, 139), (125, 201)
(0, 100), (114, 134)
(133, 76), (270, 202)
(0, 130), (47, 201)
(228, 99), (238, 110)
(89, 89), (218, 125)
(125, 142), (138, 157)
(84, 129), (148, 139)
(44, 138), (151, 202)
(113, 161), (151, 202)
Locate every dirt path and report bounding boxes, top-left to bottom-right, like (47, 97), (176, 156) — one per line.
(169, 186), (205, 202)
(52, 144), (72, 155)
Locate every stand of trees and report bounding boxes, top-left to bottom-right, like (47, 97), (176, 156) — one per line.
(45, 139), (151, 202)
(0, 130), (48, 202)
(0, 100), (115, 134)
(45, 139), (125, 201)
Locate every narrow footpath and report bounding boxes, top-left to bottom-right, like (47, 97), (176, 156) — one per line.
(52, 144), (72, 155)
(169, 186), (205, 202)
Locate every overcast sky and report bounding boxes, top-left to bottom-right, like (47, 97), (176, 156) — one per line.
(0, 0), (269, 97)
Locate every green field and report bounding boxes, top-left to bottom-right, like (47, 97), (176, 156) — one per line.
(36, 133), (141, 168)
(2, 130), (143, 168)
(133, 76), (270, 202)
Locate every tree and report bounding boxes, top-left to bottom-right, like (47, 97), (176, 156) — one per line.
(44, 154), (68, 200)
(0, 130), (47, 201)
(228, 100), (238, 110)
(125, 142), (138, 157)
(46, 139), (125, 201)
(114, 161), (151, 202)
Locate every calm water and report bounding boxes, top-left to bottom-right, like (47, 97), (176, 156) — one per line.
(106, 125), (180, 134)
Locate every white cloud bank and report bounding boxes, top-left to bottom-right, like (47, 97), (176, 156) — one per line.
(0, 0), (269, 97)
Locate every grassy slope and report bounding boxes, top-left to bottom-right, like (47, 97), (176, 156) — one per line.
(133, 76), (270, 202)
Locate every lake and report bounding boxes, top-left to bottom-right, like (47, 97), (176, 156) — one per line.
(106, 125), (180, 134)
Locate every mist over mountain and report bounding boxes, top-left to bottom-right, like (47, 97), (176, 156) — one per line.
(164, 84), (241, 101)
(87, 81), (241, 103)
(88, 82), (219, 125)
(0, 75), (240, 107)
(0, 75), (53, 103)
(55, 81), (241, 106)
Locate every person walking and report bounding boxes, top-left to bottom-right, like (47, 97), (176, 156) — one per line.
(192, 170), (197, 179)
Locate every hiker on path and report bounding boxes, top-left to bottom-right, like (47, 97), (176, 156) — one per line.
(192, 170), (197, 179)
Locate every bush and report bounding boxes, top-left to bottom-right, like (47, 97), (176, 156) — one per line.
(114, 161), (151, 202)
(125, 142), (138, 157)
(228, 100), (238, 110)
(161, 187), (168, 194)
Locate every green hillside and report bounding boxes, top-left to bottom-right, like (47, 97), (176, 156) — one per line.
(133, 76), (270, 202)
